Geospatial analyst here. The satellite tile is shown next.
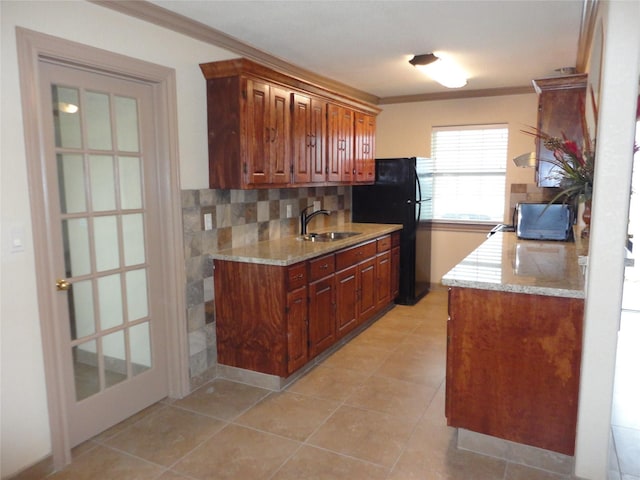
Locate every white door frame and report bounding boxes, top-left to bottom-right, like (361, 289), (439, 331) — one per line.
(16, 27), (189, 470)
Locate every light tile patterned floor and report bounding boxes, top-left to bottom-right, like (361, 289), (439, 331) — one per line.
(28, 288), (639, 479)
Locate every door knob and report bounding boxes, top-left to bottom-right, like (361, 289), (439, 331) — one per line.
(56, 278), (71, 291)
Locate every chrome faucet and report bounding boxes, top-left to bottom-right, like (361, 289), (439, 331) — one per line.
(300, 205), (331, 235)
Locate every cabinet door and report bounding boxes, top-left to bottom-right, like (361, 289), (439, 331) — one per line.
(292, 93), (326, 184)
(390, 246), (400, 300)
(335, 266), (358, 339)
(533, 75), (586, 187)
(292, 93), (312, 184)
(327, 103), (354, 183)
(268, 84), (291, 185)
(310, 96), (327, 183)
(287, 285), (308, 374)
(326, 103), (343, 183)
(376, 251), (391, 309)
(308, 275), (336, 358)
(354, 112), (375, 183)
(358, 257), (376, 322)
(245, 78), (270, 186)
(339, 107), (354, 183)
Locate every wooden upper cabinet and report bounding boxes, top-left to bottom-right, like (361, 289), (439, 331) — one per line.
(201, 58), (379, 189)
(532, 74), (587, 188)
(292, 93), (326, 184)
(245, 78), (291, 186)
(327, 103), (355, 183)
(354, 112), (376, 183)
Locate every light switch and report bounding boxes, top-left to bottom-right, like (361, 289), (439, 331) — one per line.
(204, 213), (213, 231)
(10, 226), (25, 253)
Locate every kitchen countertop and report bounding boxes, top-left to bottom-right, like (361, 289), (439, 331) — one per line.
(441, 232), (587, 299)
(209, 223), (402, 266)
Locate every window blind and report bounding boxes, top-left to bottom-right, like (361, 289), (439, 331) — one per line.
(418, 124), (508, 222)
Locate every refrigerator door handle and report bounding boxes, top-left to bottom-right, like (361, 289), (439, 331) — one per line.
(413, 165), (422, 204)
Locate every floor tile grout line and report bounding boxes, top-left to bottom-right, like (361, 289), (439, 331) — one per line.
(384, 377), (447, 478)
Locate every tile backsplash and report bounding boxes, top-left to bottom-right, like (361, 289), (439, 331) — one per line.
(181, 186), (351, 388)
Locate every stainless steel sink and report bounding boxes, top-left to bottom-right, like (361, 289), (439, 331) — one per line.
(300, 231), (361, 242)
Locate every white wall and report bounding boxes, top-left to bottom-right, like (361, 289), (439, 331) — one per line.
(574, 2), (640, 478)
(0, 2), (233, 476)
(375, 94), (539, 282)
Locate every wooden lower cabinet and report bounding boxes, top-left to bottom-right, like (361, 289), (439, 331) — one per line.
(308, 276), (336, 358)
(446, 287), (584, 455)
(213, 234), (398, 377)
(335, 265), (358, 338)
(375, 250), (391, 309)
(390, 245), (400, 300)
(286, 286), (308, 374)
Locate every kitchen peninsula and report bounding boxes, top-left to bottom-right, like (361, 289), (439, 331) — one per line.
(442, 232), (586, 457)
(210, 223), (401, 388)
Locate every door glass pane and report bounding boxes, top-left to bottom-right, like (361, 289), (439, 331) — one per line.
(119, 156), (142, 209)
(73, 340), (99, 401)
(52, 86), (81, 149)
(130, 322), (151, 376)
(115, 96), (140, 153)
(86, 91), (112, 150)
(57, 154), (86, 214)
(94, 216), (120, 272)
(63, 218), (90, 277)
(69, 280), (95, 339)
(90, 155), (116, 211)
(126, 269), (148, 321)
(98, 273), (123, 330)
(102, 330), (127, 388)
(122, 214), (145, 266)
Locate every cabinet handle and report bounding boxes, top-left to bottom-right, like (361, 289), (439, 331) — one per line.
(320, 264), (329, 270)
(293, 273), (304, 280)
(271, 127), (277, 142)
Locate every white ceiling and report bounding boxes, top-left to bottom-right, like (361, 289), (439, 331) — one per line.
(150, 0), (585, 100)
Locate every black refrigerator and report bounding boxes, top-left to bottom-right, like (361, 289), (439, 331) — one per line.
(352, 157), (431, 305)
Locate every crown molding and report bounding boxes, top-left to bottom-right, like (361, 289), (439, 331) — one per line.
(89, 0), (381, 105)
(378, 85), (534, 105)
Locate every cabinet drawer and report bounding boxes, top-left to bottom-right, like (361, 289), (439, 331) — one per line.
(377, 235), (391, 252)
(308, 254), (335, 282)
(287, 263), (307, 291)
(336, 240), (376, 270)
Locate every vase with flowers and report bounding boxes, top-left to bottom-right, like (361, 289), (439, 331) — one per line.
(522, 127), (595, 238)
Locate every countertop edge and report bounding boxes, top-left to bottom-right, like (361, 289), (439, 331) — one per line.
(441, 278), (585, 299)
(209, 223), (403, 266)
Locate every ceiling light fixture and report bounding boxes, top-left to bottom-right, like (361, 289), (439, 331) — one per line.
(56, 102), (79, 114)
(409, 53), (468, 89)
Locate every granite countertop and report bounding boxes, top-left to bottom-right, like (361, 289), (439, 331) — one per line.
(442, 232), (587, 299)
(209, 223), (402, 266)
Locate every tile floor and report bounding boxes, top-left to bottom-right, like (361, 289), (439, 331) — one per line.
(27, 287), (639, 480)
(611, 272), (640, 480)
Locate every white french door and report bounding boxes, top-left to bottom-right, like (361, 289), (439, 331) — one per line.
(39, 60), (169, 447)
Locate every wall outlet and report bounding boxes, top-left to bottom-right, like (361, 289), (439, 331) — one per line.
(286, 204), (292, 217)
(203, 213), (213, 231)
(201, 206), (215, 231)
(313, 200), (321, 212)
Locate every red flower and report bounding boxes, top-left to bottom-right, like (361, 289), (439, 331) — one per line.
(562, 140), (585, 166)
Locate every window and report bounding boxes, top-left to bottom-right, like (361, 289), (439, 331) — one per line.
(418, 124), (508, 223)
